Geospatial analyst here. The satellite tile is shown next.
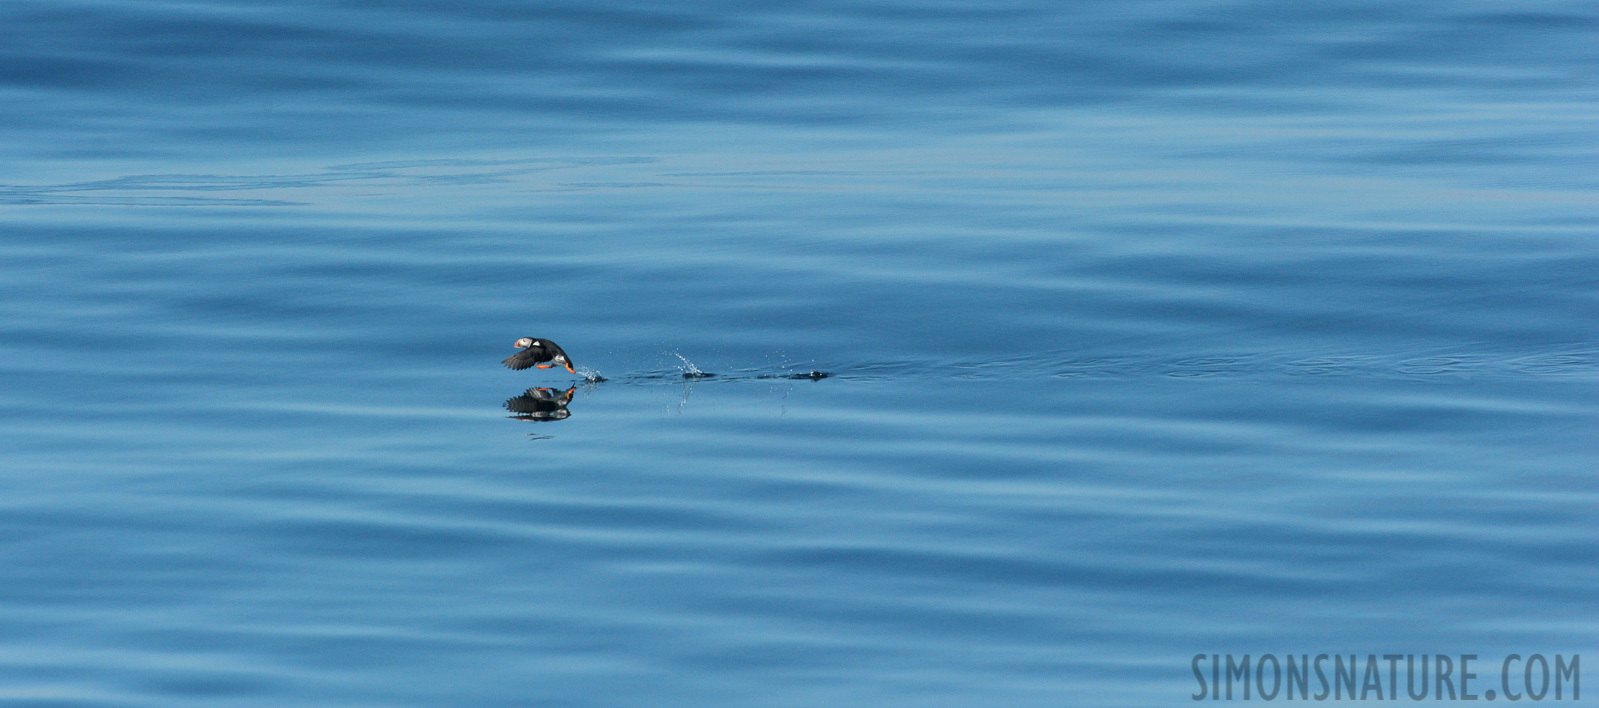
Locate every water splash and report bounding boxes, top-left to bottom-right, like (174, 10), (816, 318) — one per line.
(671, 352), (701, 374)
(671, 352), (716, 379)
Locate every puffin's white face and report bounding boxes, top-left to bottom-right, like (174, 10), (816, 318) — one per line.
(515, 338), (534, 348)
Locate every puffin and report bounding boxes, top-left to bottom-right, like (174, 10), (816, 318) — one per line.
(502, 337), (577, 373)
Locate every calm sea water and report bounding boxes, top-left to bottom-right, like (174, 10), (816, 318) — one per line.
(2, 1), (1596, 705)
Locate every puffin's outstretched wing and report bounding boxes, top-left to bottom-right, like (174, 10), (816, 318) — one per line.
(502, 341), (546, 370)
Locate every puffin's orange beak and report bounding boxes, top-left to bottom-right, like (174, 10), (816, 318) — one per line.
(565, 363), (577, 374)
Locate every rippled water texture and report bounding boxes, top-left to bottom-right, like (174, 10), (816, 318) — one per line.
(2, 1), (1595, 705)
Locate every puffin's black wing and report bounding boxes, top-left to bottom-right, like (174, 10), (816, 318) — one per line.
(502, 342), (549, 370)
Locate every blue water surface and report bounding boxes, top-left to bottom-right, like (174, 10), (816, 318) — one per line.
(1, 1), (1596, 705)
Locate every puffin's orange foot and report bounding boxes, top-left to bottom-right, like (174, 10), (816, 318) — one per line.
(535, 363), (552, 369)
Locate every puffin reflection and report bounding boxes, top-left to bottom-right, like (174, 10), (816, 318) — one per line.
(504, 386), (576, 422)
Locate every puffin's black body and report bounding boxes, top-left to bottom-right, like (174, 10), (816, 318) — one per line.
(502, 337), (576, 373)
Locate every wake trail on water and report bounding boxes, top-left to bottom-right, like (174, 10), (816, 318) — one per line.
(519, 351), (832, 387)
(513, 344), (1596, 387)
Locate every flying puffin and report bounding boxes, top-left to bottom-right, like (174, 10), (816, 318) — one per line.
(502, 337), (577, 373)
